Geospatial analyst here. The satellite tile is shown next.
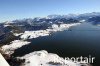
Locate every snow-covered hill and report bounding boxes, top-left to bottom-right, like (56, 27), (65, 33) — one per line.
(17, 50), (85, 66)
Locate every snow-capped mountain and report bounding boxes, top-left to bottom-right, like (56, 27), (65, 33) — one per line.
(47, 14), (79, 19)
(0, 12), (100, 66)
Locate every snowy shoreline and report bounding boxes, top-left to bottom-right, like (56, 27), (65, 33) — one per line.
(19, 23), (81, 40)
(1, 40), (30, 55)
(1, 23), (81, 56)
(0, 23), (90, 66)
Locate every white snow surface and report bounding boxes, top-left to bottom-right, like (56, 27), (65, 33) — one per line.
(20, 23), (81, 40)
(51, 23), (80, 31)
(13, 33), (23, 36)
(20, 30), (50, 40)
(4, 24), (11, 27)
(18, 50), (80, 66)
(1, 40), (30, 55)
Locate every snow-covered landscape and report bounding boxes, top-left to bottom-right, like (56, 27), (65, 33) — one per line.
(0, 0), (100, 65)
(17, 50), (82, 66)
(0, 19), (90, 66)
(19, 23), (81, 40)
(1, 12), (100, 66)
(1, 40), (30, 55)
(0, 22), (83, 66)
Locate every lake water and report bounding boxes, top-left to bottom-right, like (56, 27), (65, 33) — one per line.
(12, 23), (100, 66)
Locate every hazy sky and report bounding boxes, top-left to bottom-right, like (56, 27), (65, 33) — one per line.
(0, 0), (100, 22)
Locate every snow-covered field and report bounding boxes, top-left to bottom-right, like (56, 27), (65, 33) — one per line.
(17, 50), (81, 66)
(20, 30), (50, 40)
(1, 40), (30, 55)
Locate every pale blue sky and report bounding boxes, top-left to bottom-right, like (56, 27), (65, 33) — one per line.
(0, 0), (100, 22)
